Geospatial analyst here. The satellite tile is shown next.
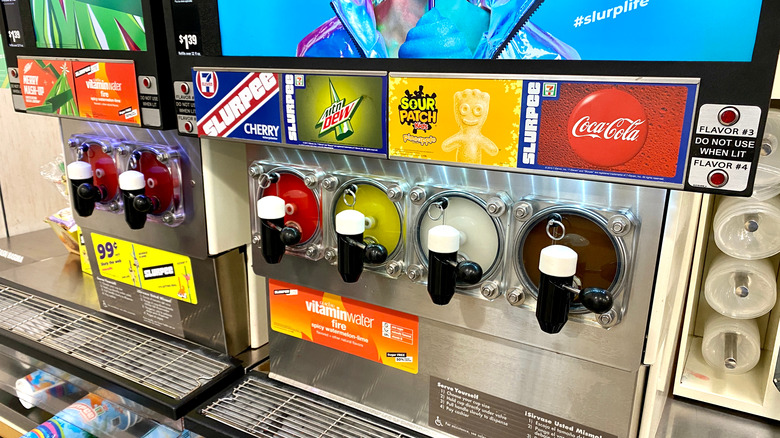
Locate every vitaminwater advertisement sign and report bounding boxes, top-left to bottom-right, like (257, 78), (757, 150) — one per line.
(282, 73), (387, 154)
(389, 75), (698, 186)
(217, 0), (762, 62)
(193, 70), (282, 143)
(519, 79), (698, 184)
(91, 233), (197, 304)
(269, 279), (419, 374)
(73, 61), (141, 125)
(388, 76), (523, 167)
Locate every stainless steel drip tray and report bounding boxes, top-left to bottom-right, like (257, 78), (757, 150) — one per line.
(185, 372), (426, 438)
(0, 281), (243, 419)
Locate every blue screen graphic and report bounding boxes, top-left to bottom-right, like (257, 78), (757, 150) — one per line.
(217, 0), (763, 62)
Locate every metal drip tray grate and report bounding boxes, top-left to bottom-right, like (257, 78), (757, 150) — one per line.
(0, 285), (231, 400)
(201, 376), (414, 437)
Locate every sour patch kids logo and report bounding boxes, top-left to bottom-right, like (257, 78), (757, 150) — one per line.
(567, 88), (647, 167)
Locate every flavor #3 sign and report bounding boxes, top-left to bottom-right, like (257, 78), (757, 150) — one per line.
(269, 279), (419, 374)
(282, 73), (387, 154)
(389, 75), (698, 187)
(193, 70), (282, 143)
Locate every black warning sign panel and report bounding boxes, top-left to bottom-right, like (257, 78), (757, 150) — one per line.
(687, 104), (761, 194)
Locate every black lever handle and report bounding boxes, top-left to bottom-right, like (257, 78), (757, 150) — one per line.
(579, 288), (613, 314)
(455, 261), (482, 284)
(363, 243), (388, 264)
(76, 183), (104, 202)
(279, 226), (302, 246)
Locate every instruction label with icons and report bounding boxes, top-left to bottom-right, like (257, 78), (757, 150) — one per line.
(268, 279), (419, 374)
(91, 233), (197, 304)
(429, 377), (617, 438)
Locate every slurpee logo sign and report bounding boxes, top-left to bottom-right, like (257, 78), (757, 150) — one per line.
(316, 80), (362, 140)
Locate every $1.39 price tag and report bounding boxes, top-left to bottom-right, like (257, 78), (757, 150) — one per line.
(171, 1), (203, 56)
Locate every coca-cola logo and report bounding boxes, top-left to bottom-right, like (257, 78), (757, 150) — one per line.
(567, 89), (648, 167)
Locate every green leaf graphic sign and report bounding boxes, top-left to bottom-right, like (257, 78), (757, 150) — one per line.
(31, 0), (146, 51)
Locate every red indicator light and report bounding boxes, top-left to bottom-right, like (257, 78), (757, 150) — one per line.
(718, 107), (740, 126)
(180, 83), (190, 94)
(183, 121), (193, 133)
(10, 69), (18, 78)
(708, 170), (729, 188)
(142, 77), (152, 89)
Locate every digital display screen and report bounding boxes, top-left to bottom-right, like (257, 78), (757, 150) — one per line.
(218, 0), (762, 62)
(31, 0), (146, 51)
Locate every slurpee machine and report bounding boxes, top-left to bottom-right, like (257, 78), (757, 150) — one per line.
(1, 1), (779, 438)
(0, 0), (252, 355)
(176, 1), (779, 438)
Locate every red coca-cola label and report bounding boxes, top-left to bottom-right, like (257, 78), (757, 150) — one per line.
(567, 89), (648, 167)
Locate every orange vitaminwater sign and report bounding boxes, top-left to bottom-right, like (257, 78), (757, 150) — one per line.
(73, 61), (141, 125)
(268, 279), (419, 374)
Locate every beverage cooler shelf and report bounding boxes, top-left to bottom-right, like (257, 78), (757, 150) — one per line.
(185, 373), (423, 438)
(0, 282), (243, 419)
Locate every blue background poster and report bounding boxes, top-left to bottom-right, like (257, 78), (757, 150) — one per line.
(217, 0), (762, 61)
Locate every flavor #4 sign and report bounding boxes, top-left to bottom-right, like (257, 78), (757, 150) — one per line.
(269, 279), (419, 374)
(72, 61), (141, 125)
(389, 75), (698, 187)
(282, 73), (387, 154)
(193, 70), (282, 143)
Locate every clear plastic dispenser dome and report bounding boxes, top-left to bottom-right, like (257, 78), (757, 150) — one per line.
(701, 314), (761, 375)
(753, 109), (780, 201)
(713, 196), (780, 260)
(704, 253), (777, 319)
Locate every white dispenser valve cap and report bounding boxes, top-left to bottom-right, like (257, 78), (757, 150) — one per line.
(118, 171), (146, 191)
(257, 196), (286, 220)
(539, 245), (578, 278)
(428, 225), (460, 254)
(336, 210), (366, 235)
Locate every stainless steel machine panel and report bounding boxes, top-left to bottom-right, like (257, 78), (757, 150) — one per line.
(61, 120), (208, 259)
(248, 145), (668, 438)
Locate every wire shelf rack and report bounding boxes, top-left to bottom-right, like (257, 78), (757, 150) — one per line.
(0, 285), (232, 400)
(201, 375), (415, 438)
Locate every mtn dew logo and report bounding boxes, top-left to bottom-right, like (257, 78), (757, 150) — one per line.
(316, 80), (362, 140)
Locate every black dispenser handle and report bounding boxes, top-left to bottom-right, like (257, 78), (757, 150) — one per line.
(120, 171), (153, 230)
(536, 245), (614, 334)
(257, 195), (301, 264)
(426, 225), (483, 306)
(335, 210), (387, 283)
